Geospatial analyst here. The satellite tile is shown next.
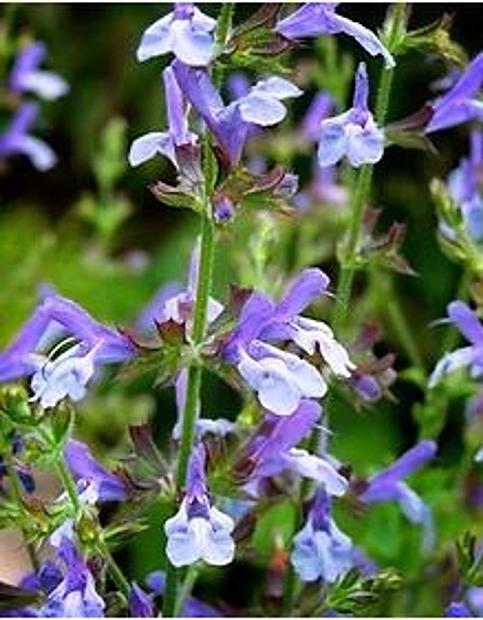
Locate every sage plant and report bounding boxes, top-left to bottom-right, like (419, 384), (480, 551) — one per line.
(0, 3), (482, 618)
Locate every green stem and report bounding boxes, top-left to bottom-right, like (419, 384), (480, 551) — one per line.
(174, 566), (199, 617)
(96, 537), (131, 599)
(55, 457), (81, 513)
(5, 452), (39, 571)
(386, 288), (426, 372)
(163, 6), (234, 614)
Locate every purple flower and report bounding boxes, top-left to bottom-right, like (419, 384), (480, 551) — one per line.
(318, 62), (384, 168)
(276, 3), (394, 68)
(9, 41), (69, 100)
(136, 3), (216, 66)
(429, 301), (483, 387)
(146, 571), (222, 616)
(293, 164), (348, 210)
(64, 439), (127, 503)
(129, 583), (154, 617)
(360, 440), (437, 548)
(135, 282), (184, 335)
(291, 487), (353, 583)
(445, 130), (483, 243)
(223, 268), (354, 416)
(243, 400), (348, 496)
(128, 65), (197, 168)
(426, 52), (483, 133)
(172, 61), (301, 166)
(41, 538), (105, 617)
(0, 103), (57, 171)
(0, 290), (135, 409)
(164, 444), (235, 567)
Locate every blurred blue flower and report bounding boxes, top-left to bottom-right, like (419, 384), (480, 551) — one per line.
(429, 301), (483, 387)
(360, 440), (437, 549)
(276, 3), (394, 68)
(318, 62), (384, 168)
(445, 602), (472, 617)
(146, 571), (222, 616)
(0, 103), (57, 171)
(427, 52), (483, 133)
(136, 3), (216, 66)
(291, 487), (353, 583)
(129, 65), (197, 168)
(172, 61), (301, 166)
(223, 268), (354, 416)
(445, 130), (483, 243)
(164, 444), (235, 567)
(9, 41), (69, 100)
(0, 290), (135, 409)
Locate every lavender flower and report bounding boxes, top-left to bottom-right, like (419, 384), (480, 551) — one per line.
(0, 290), (135, 409)
(172, 61), (302, 166)
(429, 301), (483, 387)
(164, 444), (235, 567)
(223, 268), (354, 416)
(136, 3), (216, 66)
(242, 400), (348, 496)
(318, 62), (384, 168)
(128, 65), (196, 168)
(64, 439), (127, 503)
(9, 41), (69, 100)
(291, 487), (353, 583)
(41, 538), (105, 617)
(276, 3), (394, 68)
(426, 52), (483, 133)
(300, 92), (333, 143)
(360, 440), (437, 548)
(0, 103), (57, 171)
(129, 583), (154, 617)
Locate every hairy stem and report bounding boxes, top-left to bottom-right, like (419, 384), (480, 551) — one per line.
(54, 457), (130, 599)
(163, 6), (234, 616)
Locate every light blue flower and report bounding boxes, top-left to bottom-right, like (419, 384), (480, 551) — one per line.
(318, 62), (384, 168)
(136, 3), (216, 66)
(164, 444), (235, 567)
(9, 41), (69, 100)
(291, 488), (353, 583)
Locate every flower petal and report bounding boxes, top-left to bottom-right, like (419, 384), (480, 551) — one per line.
(170, 20), (214, 67)
(447, 300), (483, 345)
(251, 76), (302, 100)
(128, 132), (175, 167)
(317, 114), (349, 167)
(238, 93), (288, 126)
(346, 119), (384, 167)
(136, 14), (173, 62)
(19, 70), (69, 100)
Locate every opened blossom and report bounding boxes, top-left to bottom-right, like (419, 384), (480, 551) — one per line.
(164, 444), (235, 567)
(276, 3), (394, 68)
(318, 62), (384, 168)
(128, 65), (197, 168)
(429, 301), (483, 387)
(0, 290), (135, 408)
(240, 400), (348, 496)
(223, 268), (354, 416)
(291, 487), (353, 583)
(9, 41), (69, 100)
(172, 61), (302, 166)
(136, 3), (216, 66)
